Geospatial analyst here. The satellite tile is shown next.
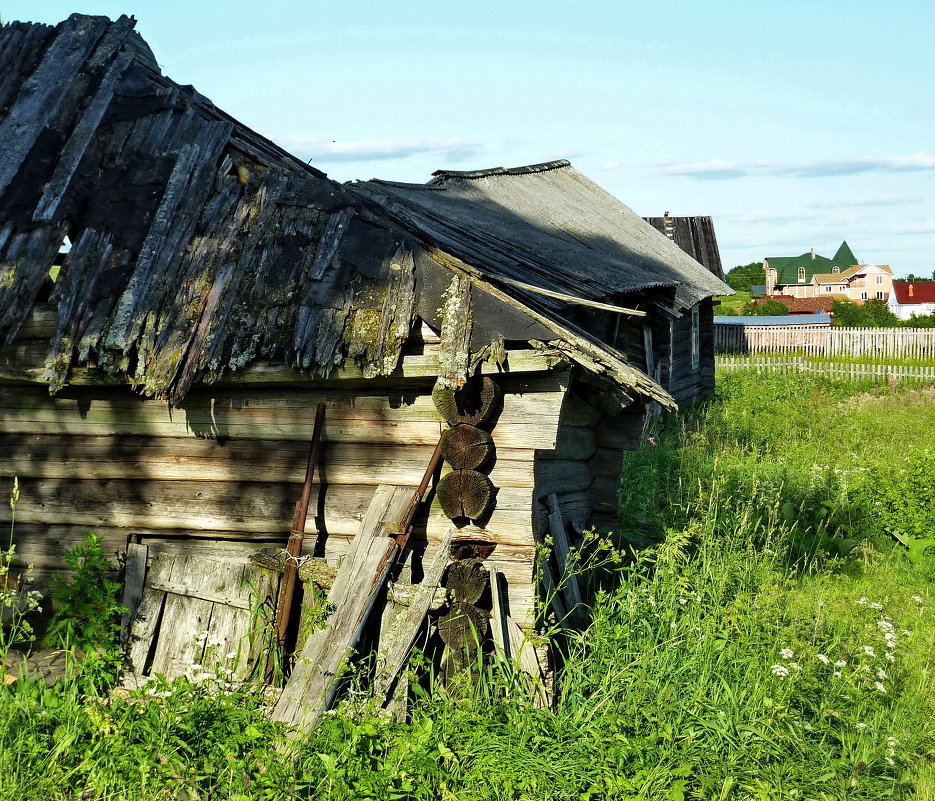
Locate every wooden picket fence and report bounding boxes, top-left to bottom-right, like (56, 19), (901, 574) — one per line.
(718, 354), (935, 383)
(715, 326), (935, 360)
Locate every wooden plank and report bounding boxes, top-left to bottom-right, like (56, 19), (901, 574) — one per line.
(506, 617), (548, 708)
(0, 344), (567, 387)
(2, 475), (535, 536)
(120, 543), (148, 640)
(272, 485), (416, 731)
(373, 530), (452, 704)
(0, 434), (539, 488)
(547, 494), (584, 614)
(149, 593), (214, 679)
(487, 563), (510, 657)
(124, 586), (164, 678)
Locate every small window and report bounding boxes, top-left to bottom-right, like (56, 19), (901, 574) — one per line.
(690, 305), (700, 371)
(861, 291), (868, 300)
(876, 275), (884, 285)
(832, 266), (840, 274)
(877, 291), (884, 300)
(825, 286), (832, 293)
(797, 267), (806, 282)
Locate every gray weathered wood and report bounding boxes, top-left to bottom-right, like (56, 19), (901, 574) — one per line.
(506, 616), (548, 709)
(271, 484), (417, 732)
(373, 530), (452, 704)
(488, 564), (510, 657)
(547, 493), (584, 613)
(120, 543), (148, 641)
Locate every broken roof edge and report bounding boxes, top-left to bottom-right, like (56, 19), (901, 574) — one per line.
(425, 246), (677, 410)
(429, 159), (572, 183)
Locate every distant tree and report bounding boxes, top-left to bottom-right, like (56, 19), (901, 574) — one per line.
(904, 312), (935, 328)
(830, 299), (868, 327)
(741, 299), (789, 316)
(725, 262), (765, 293)
(862, 298), (900, 328)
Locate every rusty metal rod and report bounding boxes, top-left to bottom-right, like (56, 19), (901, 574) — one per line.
(274, 402), (326, 647)
(393, 437), (444, 556)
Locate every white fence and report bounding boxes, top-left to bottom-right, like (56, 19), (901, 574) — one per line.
(714, 326), (935, 360)
(718, 354), (935, 383)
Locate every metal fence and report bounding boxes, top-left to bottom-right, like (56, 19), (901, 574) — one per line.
(715, 326), (935, 360)
(718, 354), (935, 383)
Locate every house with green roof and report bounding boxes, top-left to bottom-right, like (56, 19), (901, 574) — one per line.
(764, 241), (858, 297)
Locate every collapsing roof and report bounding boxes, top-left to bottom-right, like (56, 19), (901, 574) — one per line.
(353, 162), (729, 314)
(0, 15), (726, 409)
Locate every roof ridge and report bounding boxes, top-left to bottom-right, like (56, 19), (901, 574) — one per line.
(429, 159), (572, 182)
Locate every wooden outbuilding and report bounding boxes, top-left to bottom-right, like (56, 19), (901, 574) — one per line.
(356, 164), (729, 404)
(0, 14), (729, 713)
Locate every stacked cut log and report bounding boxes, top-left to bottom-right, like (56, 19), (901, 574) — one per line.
(432, 374), (501, 522)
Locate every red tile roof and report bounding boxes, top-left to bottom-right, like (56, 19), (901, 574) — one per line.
(757, 295), (840, 313)
(891, 281), (935, 304)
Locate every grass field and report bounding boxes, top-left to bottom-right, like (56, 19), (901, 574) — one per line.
(2, 370), (934, 800)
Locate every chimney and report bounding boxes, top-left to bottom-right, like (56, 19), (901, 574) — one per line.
(909, 284), (914, 298)
(810, 248), (815, 260)
(662, 211), (674, 240)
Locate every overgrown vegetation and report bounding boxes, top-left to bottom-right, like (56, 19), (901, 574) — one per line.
(2, 372), (935, 799)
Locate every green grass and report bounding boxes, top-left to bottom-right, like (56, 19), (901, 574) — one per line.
(714, 292), (750, 314)
(2, 371), (935, 799)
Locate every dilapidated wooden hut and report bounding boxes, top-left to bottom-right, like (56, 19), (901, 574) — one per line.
(0, 14), (728, 722)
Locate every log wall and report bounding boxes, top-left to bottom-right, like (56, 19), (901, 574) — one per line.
(667, 299), (715, 404)
(0, 310), (576, 627)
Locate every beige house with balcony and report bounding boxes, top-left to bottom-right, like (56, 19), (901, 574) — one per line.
(810, 263), (893, 302)
(764, 241), (892, 303)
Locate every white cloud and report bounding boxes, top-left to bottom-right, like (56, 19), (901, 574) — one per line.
(275, 136), (485, 163)
(807, 196), (923, 208)
(659, 152), (935, 181)
(657, 159), (747, 180)
(892, 221), (935, 235)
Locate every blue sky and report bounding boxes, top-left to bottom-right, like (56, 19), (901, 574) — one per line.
(14, 1), (935, 276)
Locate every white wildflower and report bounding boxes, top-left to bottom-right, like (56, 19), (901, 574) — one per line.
(857, 597), (870, 606)
(885, 652), (896, 663)
(877, 620), (895, 633)
(862, 645), (876, 657)
(887, 736), (900, 748)
(226, 651), (238, 660)
(855, 722), (868, 730)
(816, 654), (831, 665)
(869, 602), (884, 611)
(833, 671), (842, 678)
(877, 668), (888, 680)
(873, 681), (887, 694)
(779, 648), (794, 660)
(911, 595), (923, 604)
(771, 664), (790, 678)
(678, 598), (688, 605)
(834, 659), (847, 668)
(885, 756), (896, 766)
(788, 662), (802, 671)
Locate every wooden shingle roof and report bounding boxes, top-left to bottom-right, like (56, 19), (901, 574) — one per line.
(0, 15), (678, 407)
(353, 161), (730, 313)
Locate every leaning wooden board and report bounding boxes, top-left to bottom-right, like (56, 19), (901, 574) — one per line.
(122, 542), (279, 687)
